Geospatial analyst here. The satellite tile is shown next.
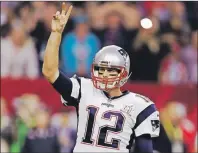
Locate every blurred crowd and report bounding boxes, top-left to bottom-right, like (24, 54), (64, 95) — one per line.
(1, 1), (197, 153)
(1, 94), (77, 153)
(1, 1), (197, 84)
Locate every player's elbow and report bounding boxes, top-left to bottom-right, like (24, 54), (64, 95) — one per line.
(42, 67), (52, 79)
(42, 66), (57, 83)
(42, 67), (48, 77)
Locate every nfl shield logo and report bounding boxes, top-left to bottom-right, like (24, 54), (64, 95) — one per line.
(151, 120), (160, 132)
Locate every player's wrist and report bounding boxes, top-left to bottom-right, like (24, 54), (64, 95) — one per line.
(51, 31), (62, 35)
(50, 31), (62, 41)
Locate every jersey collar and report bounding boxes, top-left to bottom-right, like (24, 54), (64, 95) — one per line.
(102, 90), (130, 100)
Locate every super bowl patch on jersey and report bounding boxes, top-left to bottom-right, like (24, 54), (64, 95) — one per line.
(120, 105), (134, 116)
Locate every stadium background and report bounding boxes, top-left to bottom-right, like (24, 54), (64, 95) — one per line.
(1, 1), (197, 153)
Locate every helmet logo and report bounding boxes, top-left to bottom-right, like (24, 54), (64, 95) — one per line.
(118, 49), (128, 60)
(118, 49), (128, 67)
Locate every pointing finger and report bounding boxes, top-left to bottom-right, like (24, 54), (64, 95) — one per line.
(65, 5), (73, 19)
(61, 2), (67, 15)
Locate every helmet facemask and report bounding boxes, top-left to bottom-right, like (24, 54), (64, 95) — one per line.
(91, 64), (128, 91)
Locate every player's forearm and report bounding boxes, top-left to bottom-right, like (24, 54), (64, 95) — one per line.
(42, 32), (62, 83)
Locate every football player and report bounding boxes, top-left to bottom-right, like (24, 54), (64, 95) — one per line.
(42, 3), (160, 153)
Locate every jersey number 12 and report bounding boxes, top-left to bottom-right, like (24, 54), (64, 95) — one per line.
(81, 106), (125, 149)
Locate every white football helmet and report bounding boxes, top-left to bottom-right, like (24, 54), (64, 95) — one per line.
(91, 45), (131, 91)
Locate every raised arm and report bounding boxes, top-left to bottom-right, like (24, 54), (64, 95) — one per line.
(42, 3), (73, 83)
(42, 3), (80, 106)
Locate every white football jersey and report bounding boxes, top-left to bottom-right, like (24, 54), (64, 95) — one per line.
(61, 76), (160, 152)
